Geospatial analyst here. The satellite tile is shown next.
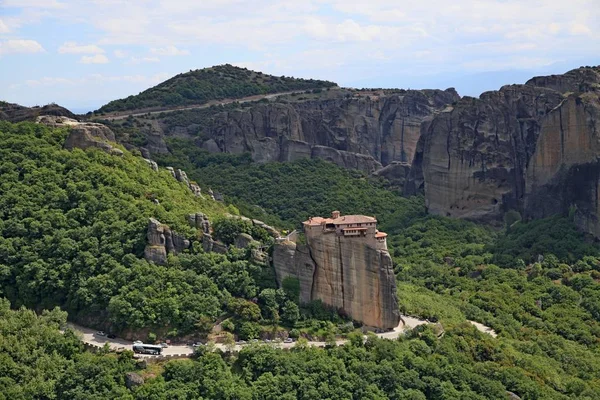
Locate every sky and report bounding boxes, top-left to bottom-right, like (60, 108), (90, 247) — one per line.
(1, 0), (599, 113)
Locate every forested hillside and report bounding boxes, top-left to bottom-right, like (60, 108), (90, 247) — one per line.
(153, 141), (600, 398)
(0, 121), (286, 337)
(97, 64), (336, 113)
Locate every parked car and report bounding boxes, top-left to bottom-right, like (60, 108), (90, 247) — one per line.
(284, 338), (294, 343)
(235, 340), (246, 345)
(95, 331), (106, 336)
(192, 342), (204, 347)
(159, 342), (169, 348)
(107, 333), (116, 339)
(264, 339), (272, 343)
(133, 340), (143, 344)
(251, 339), (259, 343)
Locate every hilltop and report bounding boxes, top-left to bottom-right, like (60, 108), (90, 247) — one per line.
(96, 64), (337, 113)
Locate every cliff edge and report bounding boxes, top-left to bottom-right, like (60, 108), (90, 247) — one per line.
(272, 212), (400, 329)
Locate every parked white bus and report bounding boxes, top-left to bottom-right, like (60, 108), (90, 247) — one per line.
(132, 343), (162, 355)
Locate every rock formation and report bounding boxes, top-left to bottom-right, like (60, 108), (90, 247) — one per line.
(166, 167), (205, 198)
(144, 218), (190, 265)
(525, 92), (600, 237)
(0, 102), (75, 123)
(36, 115), (121, 155)
(408, 66), (600, 232)
(188, 212), (211, 234)
(272, 212), (399, 329)
(200, 89), (459, 174)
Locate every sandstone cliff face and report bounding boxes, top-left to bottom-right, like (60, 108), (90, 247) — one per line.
(409, 66), (600, 235)
(409, 84), (564, 221)
(525, 93), (600, 236)
(200, 89), (459, 173)
(272, 234), (399, 329)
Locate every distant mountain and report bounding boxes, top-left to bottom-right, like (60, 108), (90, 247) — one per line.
(96, 64), (337, 113)
(0, 101), (75, 122)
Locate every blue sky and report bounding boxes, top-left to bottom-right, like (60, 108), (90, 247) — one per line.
(1, 0), (599, 113)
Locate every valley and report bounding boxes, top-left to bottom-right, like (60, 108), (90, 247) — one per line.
(2, 64), (600, 399)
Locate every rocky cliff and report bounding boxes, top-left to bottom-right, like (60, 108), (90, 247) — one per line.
(525, 91), (600, 236)
(273, 234), (399, 329)
(201, 89), (459, 174)
(0, 101), (76, 122)
(408, 66), (600, 231)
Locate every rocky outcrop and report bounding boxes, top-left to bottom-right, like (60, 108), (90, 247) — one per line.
(167, 167), (204, 198)
(143, 218), (190, 265)
(188, 212), (211, 234)
(372, 162), (412, 190)
(234, 233), (255, 249)
(0, 102), (75, 123)
(143, 158), (159, 172)
(202, 234), (228, 254)
(37, 115), (120, 155)
(201, 89), (458, 174)
(272, 234), (399, 329)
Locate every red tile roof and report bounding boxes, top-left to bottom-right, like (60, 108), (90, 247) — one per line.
(303, 214), (377, 226)
(375, 231), (388, 238)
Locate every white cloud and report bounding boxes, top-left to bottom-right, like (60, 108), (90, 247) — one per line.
(0, 19), (9, 33)
(79, 54), (109, 64)
(150, 45), (190, 56)
(1, 0), (66, 8)
(126, 56), (160, 65)
(113, 49), (128, 58)
(570, 23), (592, 36)
(0, 39), (44, 55)
(59, 41), (105, 54)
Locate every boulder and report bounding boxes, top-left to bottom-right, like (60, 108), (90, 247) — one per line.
(189, 183), (203, 197)
(125, 372), (145, 389)
(143, 158), (159, 172)
(234, 233), (254, 249)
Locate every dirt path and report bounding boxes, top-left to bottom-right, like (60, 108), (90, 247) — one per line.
(95, 88), (333, 121)
(468, 320), (498, 337)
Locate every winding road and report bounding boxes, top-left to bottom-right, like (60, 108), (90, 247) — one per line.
(67, 316), (497, 358)
(67, 316), (429, 357)
(95, 88), (335, 121)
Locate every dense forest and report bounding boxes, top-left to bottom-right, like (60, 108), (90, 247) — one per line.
(152, 141), (600, 398)
(0, 122), (311, 339)
(97, 64), (337, 113)
(2, 120), (600, 398)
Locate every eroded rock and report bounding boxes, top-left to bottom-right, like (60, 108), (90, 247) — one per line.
(200, 89), (459, 173)
(143, 218), (189, 265)
(272, 213), (399, 329)
(38, 115), (119, 155)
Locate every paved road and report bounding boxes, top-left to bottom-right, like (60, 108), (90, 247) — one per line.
(95, 88), (333, 121)
(67, 316), (429, 358)
(68, 316), (497, 358)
